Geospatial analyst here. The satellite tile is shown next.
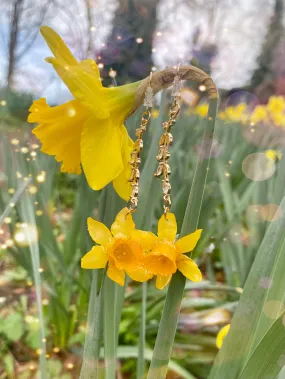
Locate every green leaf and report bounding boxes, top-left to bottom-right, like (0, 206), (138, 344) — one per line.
(47, 359), (62, 376)
(238, 310), (285, 379)
(116, 346), (196, 379)
(3, 354), (14, 377)
(26, 330), (40, 349)
(3, 313), (24, 341)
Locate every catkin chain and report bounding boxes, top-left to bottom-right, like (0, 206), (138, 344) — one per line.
(154, 97), (181, 214)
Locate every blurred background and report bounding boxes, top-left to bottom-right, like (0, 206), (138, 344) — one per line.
(0, 0), (285, 378)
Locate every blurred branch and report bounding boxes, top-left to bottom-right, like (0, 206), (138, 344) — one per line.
(5, 0), (54, 88)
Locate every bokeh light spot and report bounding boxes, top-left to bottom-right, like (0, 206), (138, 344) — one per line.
(263, 300), (285, 319)
(260, 204), (282, 222)
(242, 152), (276, 181)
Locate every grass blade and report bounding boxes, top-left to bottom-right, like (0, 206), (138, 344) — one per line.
(137, 282), (147, 379)
(209, 195), (285, 378)
(116, 346), (197, 379)
(238, 310), (285, 379)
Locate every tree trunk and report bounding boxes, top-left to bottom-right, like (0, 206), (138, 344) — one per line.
(7, 0), (23, 88)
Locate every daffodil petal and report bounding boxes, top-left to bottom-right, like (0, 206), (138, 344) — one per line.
(177, 255), (202, 282)
(40, 26), (106, 117)
(45, 57), (108, 118)
(156, 275), (172, 290)
(107, 265), (125, 286)
(216, 324), (230, 349)
(81, 117), (124, 190)
(175, 229), (202, 254)
(87, 217), (112, 245)
(158, 213), (177, 241)
(40, 26), (78, 66)
(29, 98), (88, 174)
(81, 246), (107, 269)
(111, 207), (135, 239)
(113, 124), (133, 201)
(131, 230), (157, 252)
(79, 59), (102, 86)
(127, 267), (153, 282)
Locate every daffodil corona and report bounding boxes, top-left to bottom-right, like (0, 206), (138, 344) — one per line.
(28, 26), (141, 200)
(81, 208), (152, 286)
(142, 213), (203, 289)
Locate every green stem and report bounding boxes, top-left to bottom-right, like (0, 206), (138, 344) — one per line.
(104, 276), (117, 379)
(137, 282), (147, 379)
(147, 97), (218, 379)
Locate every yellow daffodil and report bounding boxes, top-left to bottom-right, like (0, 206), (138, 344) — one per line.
(225, 103), (247, 122)
(218, 111), (226, 120)
(81, 208), (152, 286)
(28, 26), (141, 201)
(267, 96), (285, 115)
(195, 103), (209, 118)
(250, 105), (267, 124)
(142, 213), (202, 289)
(265, 149), (282, 161)
(271, 112), (285, 127)
(216, 324), (230, 349)
(151, 109), (160, 119)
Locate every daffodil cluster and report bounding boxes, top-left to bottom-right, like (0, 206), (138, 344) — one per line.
(195, 96), (285, 128)
(81, 208), (203, 289)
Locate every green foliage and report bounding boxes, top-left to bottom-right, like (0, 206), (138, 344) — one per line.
(0, 88), (33, 129)
(1, 89), (285, 378)
(0, 313), (25, 341)
(46, 359), (72, 379)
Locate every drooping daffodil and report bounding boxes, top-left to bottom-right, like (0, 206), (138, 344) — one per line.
(28, 26), (142, 200)
(142, 213), (203, 289)
(81, 208), (153, 286)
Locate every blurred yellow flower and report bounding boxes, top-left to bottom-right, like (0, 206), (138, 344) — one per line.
(151, 109), (160, 119)
(216, 324), (230, 349)
(250, 105), (267, 124)
(28, 26), (141, 201)
(265, 149), (282, 161)
(195, 103), (209, 118)
(267, 96), (285, 114)
(271, 112), (285, 127)
(143, 213), (202, 289)
(81, 208), (152, 286)
(218, 111), (226, 120)
(225, 103), (247, 122)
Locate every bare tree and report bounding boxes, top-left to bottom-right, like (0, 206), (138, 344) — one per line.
(1, 0), (53, 88)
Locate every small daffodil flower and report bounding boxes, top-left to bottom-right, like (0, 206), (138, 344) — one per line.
(267, 96), (285, 114)
(142, 213), (203, 289)
(81, 208), (152, 286)
(28, 26), (141, 200)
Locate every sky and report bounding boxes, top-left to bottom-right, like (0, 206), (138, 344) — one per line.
(0, 0), (276, 104)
